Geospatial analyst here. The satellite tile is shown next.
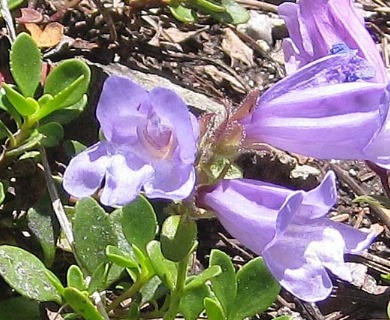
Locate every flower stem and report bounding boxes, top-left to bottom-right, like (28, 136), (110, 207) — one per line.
(163, 256), (188, 320)
(107, 273), (152, 312)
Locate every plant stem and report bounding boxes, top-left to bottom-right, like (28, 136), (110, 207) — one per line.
(163, 256), (188, 320)
(107, 274), (151, 312)
(40, 145), (111, 320)
(0, 119), (15, 145)
(39, 145), (75, 245)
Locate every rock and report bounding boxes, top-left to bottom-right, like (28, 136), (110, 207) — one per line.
(237, 11), (273, 45)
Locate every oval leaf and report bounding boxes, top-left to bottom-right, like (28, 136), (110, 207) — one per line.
(63, 287), (105, 320)
(0, 297), (40, 320)
(106, 245), (139, 269)
(37, 122), (64, 147)
(169, 4), (196, 23)
(44, 59), (90, 109)
(27, 194), (59, 267)
(209, 249), (236, 315)
(204, 297), (226, 320)
(180, 284), (210, 320)
(0, 245), (61, 303)
(121, 196), (158, 253)
(73, 198), (117, 274)
(2, 83), (37, 116)
(209, 0), (249, 24)
(146, 240), (177, 290)
(229, 258), (280, 320)
(161, 215), (197, 262)
(67, 265), (87, 291)
(185, 265), (222, 292)
(10, 33), (42, 97)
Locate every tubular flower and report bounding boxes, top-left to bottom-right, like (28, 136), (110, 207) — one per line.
(63, 76), (199, 206)
(242, 48), (390, 167)
(279, 0), (387, 83)
(198, 171), (375, 302)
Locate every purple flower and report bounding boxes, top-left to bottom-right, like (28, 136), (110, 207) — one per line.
(63, 76), (199, 206)
(198, 171), (374, 302)
(241, 49), (390, 167)
(279, 0), (387, 83)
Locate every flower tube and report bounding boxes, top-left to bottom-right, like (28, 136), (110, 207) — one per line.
(198, 171), (375, 302)
(242, 48), (390, 166)
(279, 0), (387, 83)
(63, 76), (199, 206)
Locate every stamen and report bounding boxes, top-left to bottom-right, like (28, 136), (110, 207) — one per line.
(329, 43), (376, 82)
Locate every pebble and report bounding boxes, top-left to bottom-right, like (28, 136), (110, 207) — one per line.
(237, 11), (273, 45)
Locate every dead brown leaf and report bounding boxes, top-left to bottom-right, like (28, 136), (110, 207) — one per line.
(222, 28), (253, 67)
(201, 65), (246, 94)
(164, 27), (207, 43)
(25, 22), (64, 48)
(16, 8), (43, 24)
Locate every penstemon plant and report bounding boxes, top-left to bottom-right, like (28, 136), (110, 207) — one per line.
(0, 0), (388, 319)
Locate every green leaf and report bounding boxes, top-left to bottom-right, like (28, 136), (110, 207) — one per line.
(39, 94), (88, 125)
(146, 240), (177, 290)
(67, 265), (87, 291)
(354, 195), (390, 210)
(5, 132), (43, 157)
(387, 301), (390, 320)
(160, 215), (197, 262)
(179, 284), (210, 320)
(169, 3), (196, 23)
(45, 269), (65, 295)
(209, 249), (236, 315)
(27, 194), (59, 267)
(190, 0), (225, 12)
(0, 90), (22, 126)
(73, 198), (117, 274)
(2, 83), (38, 116)
(0, 297), (41, 320)
(87, 262), (110, 293)
(274, 316), (291, 320)
(10, 33), (42, 97)
(229, 258), (280, 320)
(140, 276), (167, 305)
(381, 273), (390, 283)
(43, 59), (90, 110)
(63, 140), (87, 157)
(0, 0), (25, 16)
(208, 0), (249, 24)
(36, 122), (64, 147)
(0, 245), (61, 303)
(185, 265), (222, 292)
(0, 181), (5, 205)
(106, 245), (139, 269)
(204, 297), (226, 320)
(121, 196), (158, 253)
(63, 287), (105, 320)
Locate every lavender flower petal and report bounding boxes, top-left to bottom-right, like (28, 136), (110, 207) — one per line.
(96, 76), (149, 144)
(63, 75), (199, 206)
(100, 153), (154, 206)
(148, 87), (198, 164)
(144, 162), (196, 200)
(198, 171), (375, 302)
(245, 80), (388, 160)
(63, 142), (110, 198)
(278, 0), (387, 83)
